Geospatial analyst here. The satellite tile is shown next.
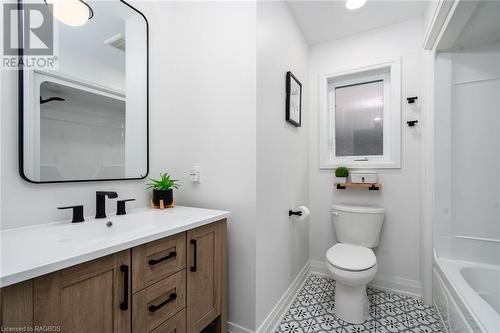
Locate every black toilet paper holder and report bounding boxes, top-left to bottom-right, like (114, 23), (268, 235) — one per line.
(289, 210), (303, 217)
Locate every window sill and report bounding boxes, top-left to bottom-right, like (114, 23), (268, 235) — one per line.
(320, 160), (401, 170)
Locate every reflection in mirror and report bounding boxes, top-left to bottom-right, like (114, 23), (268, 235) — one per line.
(40, 82), (126, 181)
(20, 0), (148, 183)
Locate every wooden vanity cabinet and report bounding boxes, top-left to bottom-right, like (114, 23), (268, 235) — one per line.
(34, 250), (131, 333)
(0, 219), (227, 333)
(1, 250), (131, 333)
(186, 222), (223, 333)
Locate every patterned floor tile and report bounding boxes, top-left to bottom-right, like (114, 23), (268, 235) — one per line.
(275, 274), (443, 333)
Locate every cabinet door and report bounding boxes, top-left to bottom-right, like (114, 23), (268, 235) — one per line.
(0, 280), (34, 330)
(33, 250), (131, 333)
(186, 222), (222, 333)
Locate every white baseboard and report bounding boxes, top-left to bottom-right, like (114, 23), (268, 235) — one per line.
(370, 274), (422, 298)
(309, 260), (422, 298)
(309, 260), (329, 275)
(227, 321), (254, 333)
(255, 261), (311, 333)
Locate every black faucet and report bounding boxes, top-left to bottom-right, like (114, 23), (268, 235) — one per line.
(95, 191), (118, 219)
(58, 205), (85, 223)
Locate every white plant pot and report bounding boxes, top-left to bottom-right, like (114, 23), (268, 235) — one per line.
(335, 177), (347, 184)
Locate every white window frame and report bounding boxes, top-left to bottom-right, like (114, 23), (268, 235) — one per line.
(319, 59), (402, 169)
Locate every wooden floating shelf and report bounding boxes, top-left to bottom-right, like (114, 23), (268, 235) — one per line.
(335, 183), (382, 191)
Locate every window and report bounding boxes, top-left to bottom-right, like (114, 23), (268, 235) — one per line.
(319, 60), (401, 169)
(335, 80), (384, 157)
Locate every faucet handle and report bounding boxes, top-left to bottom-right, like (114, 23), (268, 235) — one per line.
(58, 205), (84, 223)
(116, 199), (135, 216)
(96, 191), (118, 199)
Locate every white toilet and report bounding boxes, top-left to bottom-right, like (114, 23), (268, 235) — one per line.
(326, 204), (385, 324)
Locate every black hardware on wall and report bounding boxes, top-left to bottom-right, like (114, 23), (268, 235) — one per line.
(407, 96), (418, 104)
(119, 265), (129, 310)
(336, 184), (346, 190)
(190, 239), (197, 272)
(116, 198), (135, 215)
(407, 120), (418, 127)
(57, 205), (84, 223)
(289, 210), (303, 217)
(148, 251), (177, 266)
(40, 96), (66, 104)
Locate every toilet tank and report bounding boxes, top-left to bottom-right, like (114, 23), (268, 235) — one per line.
(331, 204), (385, 248)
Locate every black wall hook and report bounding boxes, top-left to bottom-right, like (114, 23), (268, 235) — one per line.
(289, 210), (303, 217)
(407, 120), (418, 127)
(407, 96), (418, 104)
(40, 96), (66, 104)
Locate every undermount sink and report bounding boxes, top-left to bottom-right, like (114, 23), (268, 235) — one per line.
(53, 210), (192, 243)
(53, 219), (154, 243)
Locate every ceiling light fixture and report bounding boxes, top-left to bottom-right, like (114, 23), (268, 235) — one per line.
(345, 0), (367, 11)
(45, 0), (94, 27)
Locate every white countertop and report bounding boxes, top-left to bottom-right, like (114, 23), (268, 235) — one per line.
(0, 206), (230, 288)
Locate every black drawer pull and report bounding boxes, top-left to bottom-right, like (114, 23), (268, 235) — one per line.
(148, 251), (177, 266)
(148, 293), (177, 313)
(120, 265), (129, 310)
(190, 239), (197, 272)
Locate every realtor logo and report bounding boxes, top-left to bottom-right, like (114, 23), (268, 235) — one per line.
(2, 2), (58, 69)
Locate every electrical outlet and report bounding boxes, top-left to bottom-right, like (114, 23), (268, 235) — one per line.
(190, 166), (201, 182)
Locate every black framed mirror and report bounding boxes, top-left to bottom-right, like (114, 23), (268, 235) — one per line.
(18, 0), (148, 183)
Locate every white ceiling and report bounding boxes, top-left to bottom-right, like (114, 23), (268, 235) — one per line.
(452, 0), (500, 50)
(286, 0), (430, 45)
(59, 0), (136, 72)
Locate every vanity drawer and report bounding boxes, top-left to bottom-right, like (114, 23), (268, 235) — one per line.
(150, 309), (186, 333)
(132, 269), (186, 333)
(132, 232), (186, 293)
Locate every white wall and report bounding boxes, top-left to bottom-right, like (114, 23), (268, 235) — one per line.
(1, 1), (257, 330)
(256, 1), (309, 329)
(435, 43), (500, 266)
(308, 18), (425, 295)
(434, 52), (453, 260)
(134, 1), (257, 330)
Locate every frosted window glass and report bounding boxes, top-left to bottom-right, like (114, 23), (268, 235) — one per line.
(335, 80), (384, 157)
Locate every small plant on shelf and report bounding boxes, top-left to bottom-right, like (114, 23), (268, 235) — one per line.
(335, 167), (349, 184)
(147, 172), (180, 207)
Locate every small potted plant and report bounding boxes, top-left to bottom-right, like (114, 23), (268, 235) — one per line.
(147, 172), (180, 206)
(335, 167), (349, 184)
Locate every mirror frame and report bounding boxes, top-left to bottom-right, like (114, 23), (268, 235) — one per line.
(18, 0), (149, 184)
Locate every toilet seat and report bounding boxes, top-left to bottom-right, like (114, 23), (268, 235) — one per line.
(326, 243), (376, 271)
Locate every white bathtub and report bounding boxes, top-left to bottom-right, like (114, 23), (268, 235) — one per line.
(433, 255), (500, 332)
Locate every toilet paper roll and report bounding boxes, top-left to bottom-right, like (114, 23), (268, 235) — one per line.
(293, 206), (310, 221)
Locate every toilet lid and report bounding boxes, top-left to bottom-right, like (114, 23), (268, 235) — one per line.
(326, 243), (376, 271)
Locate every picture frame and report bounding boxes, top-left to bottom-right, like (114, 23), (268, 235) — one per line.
(286, 71), (302, 127)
